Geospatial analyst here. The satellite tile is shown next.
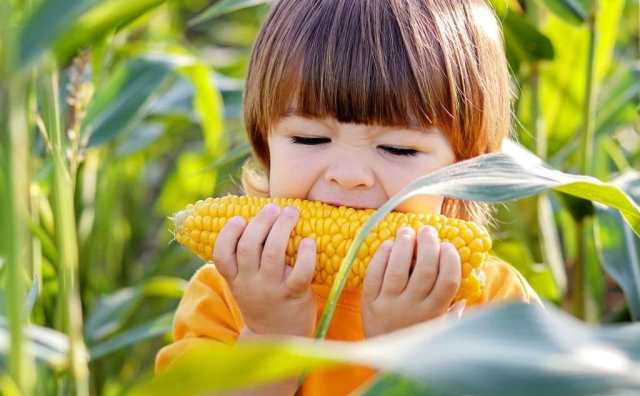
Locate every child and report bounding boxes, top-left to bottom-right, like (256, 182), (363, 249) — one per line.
(155, 0), (542, 394)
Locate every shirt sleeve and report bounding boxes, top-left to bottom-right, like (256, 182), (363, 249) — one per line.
(468, 255), (544, 309)
(154, 264), (245, 374)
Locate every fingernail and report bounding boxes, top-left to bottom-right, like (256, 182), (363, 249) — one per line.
(302, 238), (315, 248)
(425, 226), (438, 238)
(400, 227), (414, 237)
(264, 203), (279, 215)
(383, 240), (393, 252)
(283, 206), (298, 218)
(230, 216), (245, 226)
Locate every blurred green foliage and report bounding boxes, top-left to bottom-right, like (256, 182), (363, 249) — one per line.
(0, 0), (639, 394)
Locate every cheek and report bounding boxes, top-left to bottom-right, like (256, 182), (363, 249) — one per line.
(379, 158), (449, 215)
(268, 140), (323, 197)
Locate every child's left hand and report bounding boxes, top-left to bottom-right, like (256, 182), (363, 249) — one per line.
(361, 225), (461, 338)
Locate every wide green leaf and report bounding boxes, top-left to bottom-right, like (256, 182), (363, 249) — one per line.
(535, 0), (588, 24)
(18, 0), (98, 66)
(595, 171), (640, 320)
(53, 0), (167, 62)
(596, 65), (640, 134)
(141, 303), (640, 396)
(89, 312), (173, 360)
(188, 0), (272, 26)
(84, 276), (186, 343)
(178, 63), (224, 157)
(502, 10), (554, 64)
(80, 57), (173, 148)
(539, 0), (624, 154)
(0, 317), (70, 372)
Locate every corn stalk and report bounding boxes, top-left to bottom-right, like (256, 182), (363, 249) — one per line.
(573, 0), (600, 320)
(38, 58), (90, 396)
(0, 1), (36, 394)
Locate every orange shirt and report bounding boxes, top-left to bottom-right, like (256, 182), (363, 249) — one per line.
(155, 256), (542, 395)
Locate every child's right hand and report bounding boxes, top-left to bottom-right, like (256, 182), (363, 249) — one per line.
(211, 203), (318, 338)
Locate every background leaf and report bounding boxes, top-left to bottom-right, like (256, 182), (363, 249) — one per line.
(80, 57), (173, 148)
(595, 171), (640, 320)
(135, 303), (640, 396)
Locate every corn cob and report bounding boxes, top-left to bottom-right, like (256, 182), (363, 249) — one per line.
(172, 195), (492, 303)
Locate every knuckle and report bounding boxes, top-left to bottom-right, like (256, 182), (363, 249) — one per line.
(262, 247), (281, 263)
(443, 276), (460, 290)
(421, 268), (438, 280)
(236, 241), (253, 257)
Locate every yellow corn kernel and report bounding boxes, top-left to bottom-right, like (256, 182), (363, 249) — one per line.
(171, 195), (492, 304)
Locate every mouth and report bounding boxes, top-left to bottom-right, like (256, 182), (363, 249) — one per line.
(317, 199), (376, 210)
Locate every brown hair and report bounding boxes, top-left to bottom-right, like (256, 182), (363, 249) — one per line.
(240, 0), (513, 227)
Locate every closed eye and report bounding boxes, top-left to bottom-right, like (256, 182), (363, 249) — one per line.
(289, 136), (330, 145)
(377, 145), (419, 157)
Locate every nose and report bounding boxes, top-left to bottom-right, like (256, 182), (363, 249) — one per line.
(324, 159), (375, 190)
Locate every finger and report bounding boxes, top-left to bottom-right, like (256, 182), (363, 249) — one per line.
(405, 226), (440, 298)
(211, 216), (246, 282)
(285, 238), (316, 297)
(261, 206), (299, 282)
(362, 240), (393, 303)
(381, 227), (415, 296)
(424, 242), (461, 310)
(236, 203), (281, 275)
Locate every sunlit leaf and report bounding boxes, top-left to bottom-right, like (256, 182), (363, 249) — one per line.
(156, 152), (217, 215)
(0, 317), (70, 371)
(540, 0), (624, 154)
(89, 312), (173, 360)
(80, 57), (173, 148)
(18, 0), (98, 66)
(536, 0), (588, 24)
(53, 0), (167, 62)
(188, 0), (272, 26)
(503, 10), (554, 63)
(142, 303), (640, 396)
(85, 276), (186, 343)
(596, 65), (640, 134)
(178, 64), (224, 157)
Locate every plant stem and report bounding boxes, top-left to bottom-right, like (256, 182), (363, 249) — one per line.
(573, 1), (599, 320)
(580, 4), (599, 177)
(39, 58), (90, 396)
(0, 2), (35, 395)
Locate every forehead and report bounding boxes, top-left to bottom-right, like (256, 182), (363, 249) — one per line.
(279, 105), (424, 131)
(274, 111), (433, 139)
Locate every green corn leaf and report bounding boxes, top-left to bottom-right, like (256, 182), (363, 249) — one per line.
(140, 303), (640, 396)
(503, 10), (554, 64)
(535, 0), (588, 24)
(0, 317), (70, 372)
(84, 276), (186, 343)
(89, 312), (173, 360)
(188, 0), (272, 27)
(80, 57), (173, 148)
(18, 0), (98, 66)
(595, 171), (640, 320)
(53, 0), (167, 63)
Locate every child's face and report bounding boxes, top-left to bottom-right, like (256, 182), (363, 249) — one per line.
(267, 114), (455, 214)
